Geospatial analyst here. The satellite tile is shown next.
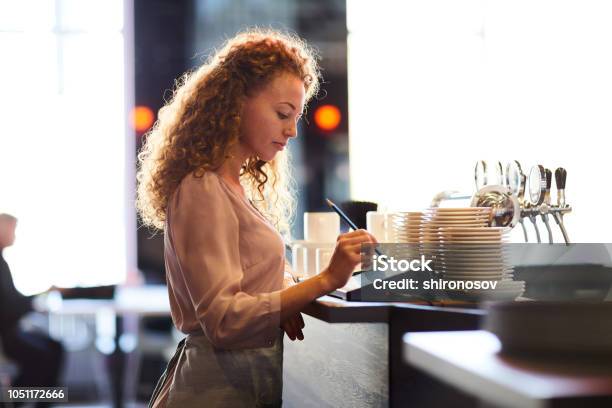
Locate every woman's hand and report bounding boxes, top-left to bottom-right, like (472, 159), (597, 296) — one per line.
(277, 230), (376, 326)
(320, 229), (377, 291)
(281, 313), (305, 341)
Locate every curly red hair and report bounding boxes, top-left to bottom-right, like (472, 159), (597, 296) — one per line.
(136, 29), (320, 231)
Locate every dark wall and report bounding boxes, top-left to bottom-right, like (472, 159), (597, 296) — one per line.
(135, 0), (194, 282)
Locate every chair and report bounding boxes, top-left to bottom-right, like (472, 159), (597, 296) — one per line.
(0, 339), (18, 408)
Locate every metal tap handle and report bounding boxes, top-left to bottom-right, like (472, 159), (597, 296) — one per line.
(555, 167), (567, 207)
(540, 168), (554, 243)
(552, 212), (571, 244)
(529, 214), (541, 243)
(544, 169), (552, 203)
(519, 218), (529, 242)
(555, 167), (567, 190)
(541, 214), (554, 244)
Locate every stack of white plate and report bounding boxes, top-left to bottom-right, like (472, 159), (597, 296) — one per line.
(391, 212), (423, 244)
(420, 207), (492, 259)
(435, 226), (525, 301)
(389, 208), (525, 302)
(389, 212), (423, 259)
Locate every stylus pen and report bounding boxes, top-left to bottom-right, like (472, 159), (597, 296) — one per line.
(325, 198), (382, 257)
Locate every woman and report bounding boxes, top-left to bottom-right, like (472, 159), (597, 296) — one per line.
(137, 29), (376, 407)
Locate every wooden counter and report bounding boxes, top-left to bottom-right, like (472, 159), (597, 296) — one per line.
(282, 296), (484, 407)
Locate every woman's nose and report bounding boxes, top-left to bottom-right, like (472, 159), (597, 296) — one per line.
(285, 123), (297, 139)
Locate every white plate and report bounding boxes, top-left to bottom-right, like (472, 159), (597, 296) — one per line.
(441, 267), (514, 274)
(438, 232), (509, 237)
(438, 231), (509, 235)
(438, 230), (510, 236)
(439, 258), (511, 264)
(423, 215), (492, 221)
(440, 262), (513, 268)
(436, 248), (511, 254)
(434, 257), (514, 269)
(439, 261), (513, 268)
(424, 215), (492, 218)
(438, 235), (509, 240)
(425, 207), (492, 212)
(434, 240), (506, 244)
(438, 226), (509, 231)
(424, 214), (490, 217)
(438, 240), (509, 245)
(438, 236), (509, 242)
(434, 252), (510, 259)
(423, 220), (489, 224)
(442, 270), (515, 275)
(423, 224), (490, 228)
(437, 252), (511, 258)
(435, 244), (511, 250)
(440, 264), (512, 270)
(440, 271), (514, 280)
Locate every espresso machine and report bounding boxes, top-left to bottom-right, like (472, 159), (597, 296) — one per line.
(431, 161), (572, 244)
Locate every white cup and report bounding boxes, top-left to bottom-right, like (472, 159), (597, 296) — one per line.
(299, 242), (335, 277)
(291, 242), (306, 279)
(367, 211), (390, 242)
(316, 248), (334, 275)
(304, 212), (340, 243)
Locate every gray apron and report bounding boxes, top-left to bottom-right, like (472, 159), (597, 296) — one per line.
(149, 329), (284, 408)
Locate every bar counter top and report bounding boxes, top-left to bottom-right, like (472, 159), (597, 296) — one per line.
(303, 295), (485, 323)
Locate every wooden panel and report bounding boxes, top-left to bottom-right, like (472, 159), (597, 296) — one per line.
(283, 314), (388, 407)
(389, 306), (482, 407)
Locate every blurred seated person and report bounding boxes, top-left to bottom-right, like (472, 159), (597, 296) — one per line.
(0, 213), (64, 397)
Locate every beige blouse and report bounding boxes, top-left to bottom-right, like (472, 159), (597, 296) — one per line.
(163, 171), (293, 349)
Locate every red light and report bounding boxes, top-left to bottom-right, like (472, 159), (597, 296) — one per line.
(131, 106), (155, 132)
(314, 105), (341, 132)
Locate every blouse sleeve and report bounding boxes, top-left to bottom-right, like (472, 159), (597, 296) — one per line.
(169, 174), (281, 348)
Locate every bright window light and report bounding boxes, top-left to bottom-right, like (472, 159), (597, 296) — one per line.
(0, 0), (129, 294)
(348, 0), (612, 243)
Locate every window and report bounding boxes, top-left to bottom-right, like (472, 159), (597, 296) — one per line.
(0, 0), (131, 294)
